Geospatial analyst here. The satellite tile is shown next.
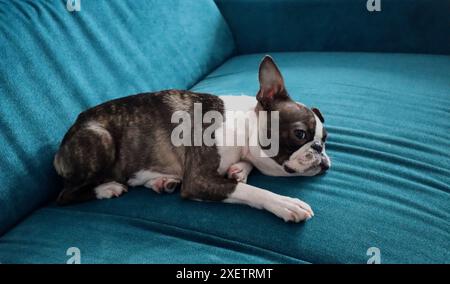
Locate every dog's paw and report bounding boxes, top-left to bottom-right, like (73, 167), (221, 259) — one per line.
(227, 162), (253, 183)
(265, 195), (314, 222)
(94, 182), (128, 199)
(227, 166), (247, 183)
(145, 177), (180, 194)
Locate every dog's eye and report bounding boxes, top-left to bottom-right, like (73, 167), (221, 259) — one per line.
(294, 129), (306, 140)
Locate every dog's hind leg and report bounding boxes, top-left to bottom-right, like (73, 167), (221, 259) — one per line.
(56, 182), (97, 205)
(94, 181), (128, 199)
(54, 122), (126, 205)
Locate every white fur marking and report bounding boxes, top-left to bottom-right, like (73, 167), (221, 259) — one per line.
(94, 182), (127, 199)
(127, 170), (180, 190)
(216, 96), (256, 175)
(224, 183), (313, 222)
(313, 113), (323, 141)
(85, 121), (109, 136)
(53, 153), (66, 176)
(288, 113), (324, 162)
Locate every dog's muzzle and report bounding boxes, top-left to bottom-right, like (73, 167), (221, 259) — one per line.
(283, 139), (331, 176)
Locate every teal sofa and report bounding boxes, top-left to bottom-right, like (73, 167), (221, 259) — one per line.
(0, 0), (449, 263)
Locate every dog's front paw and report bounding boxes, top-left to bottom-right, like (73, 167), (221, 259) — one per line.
(264, 195), (314, 222)
(227, 166), (247, 183)
(227, 161), (253, 183)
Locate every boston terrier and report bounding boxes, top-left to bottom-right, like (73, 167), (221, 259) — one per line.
(54, 56), (330, 222)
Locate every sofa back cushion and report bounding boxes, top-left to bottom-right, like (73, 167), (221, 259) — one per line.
(215, 0), (450, 55)
(0, 0), (234, 234)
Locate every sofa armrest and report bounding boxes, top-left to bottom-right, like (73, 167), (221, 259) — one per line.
(215, 0), (450, 55)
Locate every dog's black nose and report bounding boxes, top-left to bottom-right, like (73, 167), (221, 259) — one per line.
(311, 141), (323, 153)
(321, 161), (330, 171)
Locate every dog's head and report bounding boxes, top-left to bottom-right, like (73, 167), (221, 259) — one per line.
(251, 55), (331, 176)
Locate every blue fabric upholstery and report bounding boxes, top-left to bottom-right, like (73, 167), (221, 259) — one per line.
(0, 0), (449, 264)
(1, 52), (449, 263)
(214, 0), (450, 55)
(0, 204), (303, 264)
(0, 0), (234, 235)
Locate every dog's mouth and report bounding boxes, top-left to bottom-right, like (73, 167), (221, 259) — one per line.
(319, 154), (330, 173)
(283, 154), (331, 175)
(283, 164), (297, 174)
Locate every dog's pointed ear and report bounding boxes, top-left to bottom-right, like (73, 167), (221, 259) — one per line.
(257, 55), (288, 108)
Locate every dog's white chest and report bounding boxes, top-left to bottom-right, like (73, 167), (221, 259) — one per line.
(215, 95), (256, 175)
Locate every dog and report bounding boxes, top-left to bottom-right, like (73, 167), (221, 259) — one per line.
(54, 55), (330, 222)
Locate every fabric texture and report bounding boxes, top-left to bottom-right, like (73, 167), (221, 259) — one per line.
(1, 52), (449, 263)
(0, 204), (303, 264)
(214, 0), (450, 55)
(191, 52), (450, 263)
(0, 0), (234, 235)
(0, 0), (449, 264)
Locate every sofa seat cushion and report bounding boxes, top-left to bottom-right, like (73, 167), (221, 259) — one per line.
(1, 52), (449, 263)
(0, 202), (301, 264)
